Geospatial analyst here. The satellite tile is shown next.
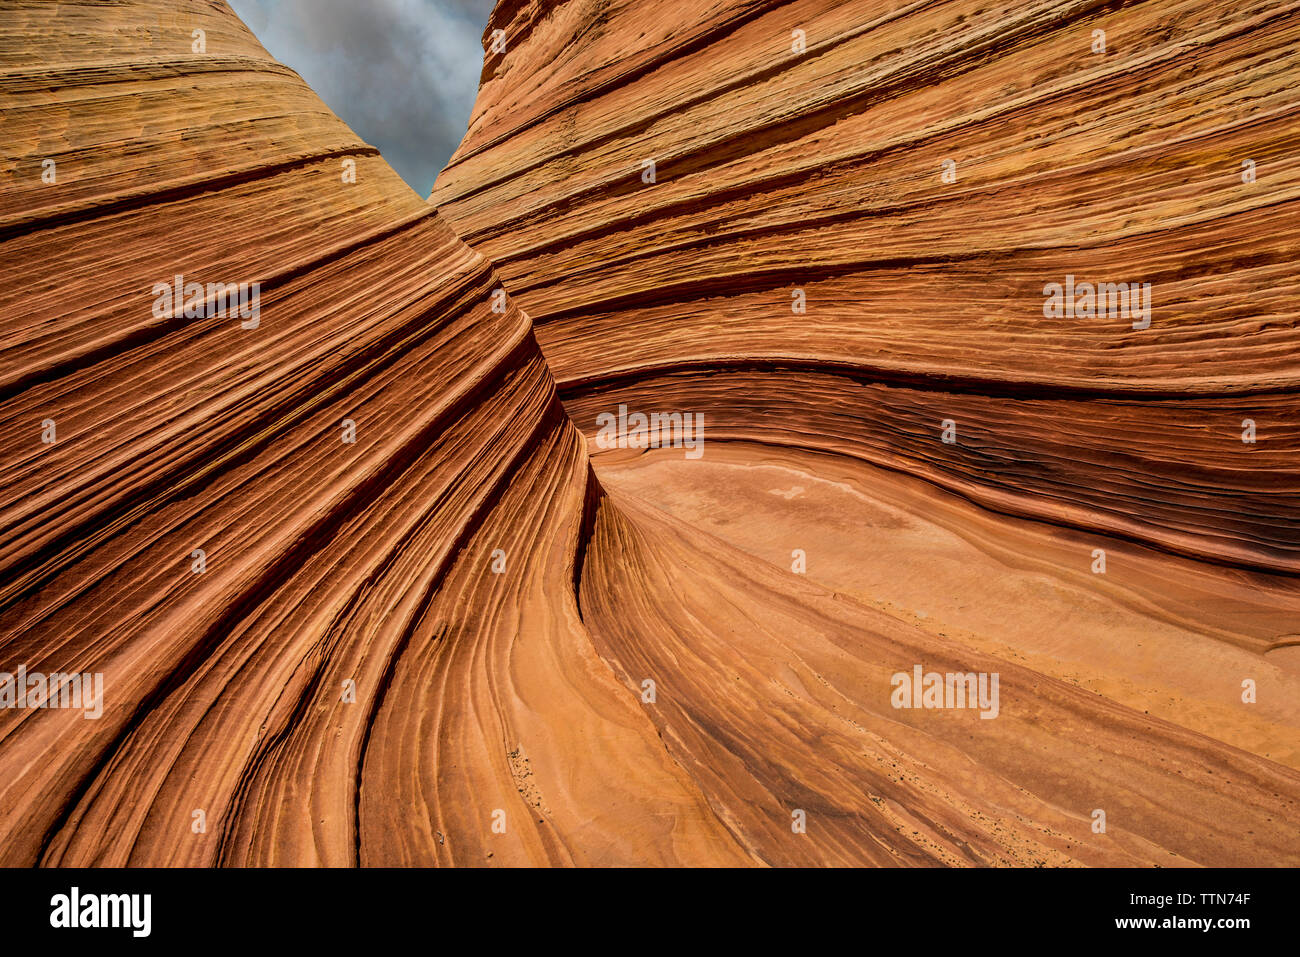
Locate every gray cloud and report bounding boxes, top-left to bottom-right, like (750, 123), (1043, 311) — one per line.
(226, 0), (495, 198)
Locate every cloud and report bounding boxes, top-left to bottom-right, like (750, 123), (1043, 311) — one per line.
(226, 0), (495, 198)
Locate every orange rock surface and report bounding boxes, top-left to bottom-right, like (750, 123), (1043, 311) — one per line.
(0, 0), (1297, 867)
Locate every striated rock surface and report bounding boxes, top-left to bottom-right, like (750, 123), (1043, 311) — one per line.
(0, 0), (1296, 867)
(0, 0), (738, 866)
(434, 0), (1300, 575)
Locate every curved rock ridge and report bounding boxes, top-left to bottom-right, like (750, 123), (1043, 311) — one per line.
(0, 0), (737, 867)
(433, 0), (1300, 574)
(0, 0), (1297, 868)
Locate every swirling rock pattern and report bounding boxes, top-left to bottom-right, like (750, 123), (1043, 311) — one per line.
(434, 0), (1300, 574)
(0, 0), (1296, 867)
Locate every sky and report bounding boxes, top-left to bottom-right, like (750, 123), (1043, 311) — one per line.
(226, 0), (497, 198)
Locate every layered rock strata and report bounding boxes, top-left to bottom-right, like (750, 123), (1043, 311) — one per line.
(0, 0), (1295, 866)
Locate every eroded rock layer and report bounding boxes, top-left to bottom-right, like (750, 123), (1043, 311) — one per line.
(434, 0), (1300, 574)
(0, 0), (733, 866)
(0, 0), (1297, 867)
(432, 0), (1300, 862)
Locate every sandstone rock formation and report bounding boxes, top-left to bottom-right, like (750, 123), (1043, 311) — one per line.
(436, 0), (1300, 577)
(0, 0), (1297, 867)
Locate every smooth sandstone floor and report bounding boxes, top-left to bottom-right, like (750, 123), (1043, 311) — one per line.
(592, 442), (1300, 773)
(577, 459), (1300, 866)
